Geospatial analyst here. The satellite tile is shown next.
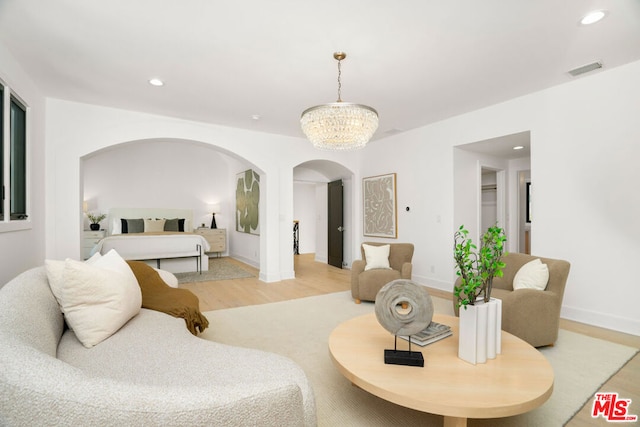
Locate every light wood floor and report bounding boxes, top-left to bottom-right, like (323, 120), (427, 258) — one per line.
(181, 254), (639, 426)
(180, 253), (351, 310)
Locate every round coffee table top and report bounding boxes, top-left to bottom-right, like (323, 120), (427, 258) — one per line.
(328, 313), (554, 422)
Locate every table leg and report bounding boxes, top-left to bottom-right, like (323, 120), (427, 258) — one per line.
(444, 416), (467, 427)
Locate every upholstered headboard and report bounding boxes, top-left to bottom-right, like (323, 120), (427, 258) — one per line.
(107, 208), (193, 235)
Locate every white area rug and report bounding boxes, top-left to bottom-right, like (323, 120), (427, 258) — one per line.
(201, 291), (637, 426)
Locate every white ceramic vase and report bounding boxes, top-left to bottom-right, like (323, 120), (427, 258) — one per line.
(458, 297), (502, 364)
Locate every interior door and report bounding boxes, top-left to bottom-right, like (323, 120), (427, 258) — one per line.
(327, 179), (344, 269)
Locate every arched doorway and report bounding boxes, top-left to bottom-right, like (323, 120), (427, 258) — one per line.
(81, 137), (265, 266)
(292, 160), (355, 269)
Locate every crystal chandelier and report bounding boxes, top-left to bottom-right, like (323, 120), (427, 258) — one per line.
(301, 52), (379, 150)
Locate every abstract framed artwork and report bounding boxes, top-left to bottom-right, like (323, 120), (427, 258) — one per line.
(363, 173), (397, 238)
(236, 169), (260, 235)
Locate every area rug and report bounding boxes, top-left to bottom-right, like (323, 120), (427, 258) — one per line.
(200, 291), (638, 426)
(174, 258), (254, 283)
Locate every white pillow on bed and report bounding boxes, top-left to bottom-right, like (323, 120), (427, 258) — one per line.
(144, 218), (166, 232)
(111, 218), (122, 235)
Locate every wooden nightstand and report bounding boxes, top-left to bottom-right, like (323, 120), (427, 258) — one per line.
(82, 229), (106, 260)
(194, 228), (226, 257)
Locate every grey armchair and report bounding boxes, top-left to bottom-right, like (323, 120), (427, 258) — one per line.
(454, 252), (571, 347)
(351, 242), (414, 304)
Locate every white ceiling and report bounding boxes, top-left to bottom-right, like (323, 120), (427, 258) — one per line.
(1, 1), (639, 143)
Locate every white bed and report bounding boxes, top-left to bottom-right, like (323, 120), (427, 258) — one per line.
(91, 208), (210, 274)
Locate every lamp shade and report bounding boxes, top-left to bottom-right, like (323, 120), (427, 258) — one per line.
(209, 203), (221, 214)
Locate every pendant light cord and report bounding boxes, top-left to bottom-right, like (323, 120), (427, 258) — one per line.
(336, 58), (342, 102)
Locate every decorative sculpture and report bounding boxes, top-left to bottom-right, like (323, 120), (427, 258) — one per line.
(375, 279), (433, 367)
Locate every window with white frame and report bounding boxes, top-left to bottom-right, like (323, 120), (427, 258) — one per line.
(0, 80), (29, 225)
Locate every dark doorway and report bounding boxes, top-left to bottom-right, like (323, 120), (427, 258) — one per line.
(327, 179), (344, 268)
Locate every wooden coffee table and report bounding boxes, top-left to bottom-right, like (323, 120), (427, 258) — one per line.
(329, 313), (553, 427)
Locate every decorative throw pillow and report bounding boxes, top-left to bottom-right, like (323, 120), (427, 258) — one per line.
(513, 258), (549, 291)
(363, 244), (391, 271)
(164, 218), (180, 232)
(45, 249), (142, 348)
(45, 250), (110, 306)
(162, 218), (186, 232)
(45, 259), (67, 307)
(144, 218), (166, 233)
(123, 218), (144, 233)
(85, 251), (102, 264)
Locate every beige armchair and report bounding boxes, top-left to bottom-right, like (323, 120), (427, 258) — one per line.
(454, 252), (571, 348)
(351, 242), (414, 304)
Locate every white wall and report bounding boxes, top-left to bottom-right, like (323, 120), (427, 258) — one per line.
(225, 156), (261, 268)
(293, 182), (317, 254)
(45, 99), (360, 282)
(0, 43), (46, 287)
(359, 60), (640, 335)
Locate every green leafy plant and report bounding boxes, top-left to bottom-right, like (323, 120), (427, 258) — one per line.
(87, 212), (106, 224)
(453, 224), (507, 309)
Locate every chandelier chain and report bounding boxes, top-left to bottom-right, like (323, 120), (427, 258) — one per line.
(336, 59), (342, 102)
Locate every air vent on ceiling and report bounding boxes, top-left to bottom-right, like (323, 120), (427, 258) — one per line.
(568, 61), (603, 77)
(383, 128), (404, 136)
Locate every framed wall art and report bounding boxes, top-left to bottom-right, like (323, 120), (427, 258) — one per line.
(236, 169), (260, 235)
(363, 173), (397, 238)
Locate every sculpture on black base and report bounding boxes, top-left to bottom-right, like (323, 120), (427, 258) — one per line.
(375, 279), (434, 368)
(384, 335), (424, 367)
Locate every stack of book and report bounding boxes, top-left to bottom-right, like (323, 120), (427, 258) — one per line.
(399, 321), (452, 346)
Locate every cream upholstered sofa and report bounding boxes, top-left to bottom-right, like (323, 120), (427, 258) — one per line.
(0, 266), (316, 426)
(454, 252), (571, 348)
(351, 242), (414, 303)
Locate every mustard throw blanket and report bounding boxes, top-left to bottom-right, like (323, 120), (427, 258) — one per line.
(126, 261), (209, 335)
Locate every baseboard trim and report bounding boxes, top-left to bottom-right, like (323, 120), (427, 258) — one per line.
(561, 305), (640, 337)
(412, 274), (453, 295)
(230, 253), (259, 269)
(314, 255), (328, 263)
(415, 275), (639, 337)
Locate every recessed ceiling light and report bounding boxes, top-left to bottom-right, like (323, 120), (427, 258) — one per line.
(149, 78), (164, 87)
(513, 146), (524, 150)
(251, 114), (261, 121)
(580, 10), (607, 25)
